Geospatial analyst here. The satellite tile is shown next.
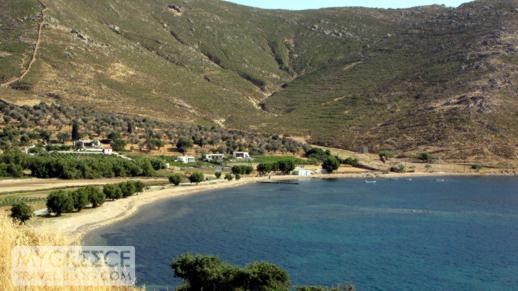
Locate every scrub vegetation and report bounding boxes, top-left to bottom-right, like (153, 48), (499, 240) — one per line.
(0, 0), (516, 160)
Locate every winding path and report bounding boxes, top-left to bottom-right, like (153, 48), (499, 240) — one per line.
(0, 1), (47, 88)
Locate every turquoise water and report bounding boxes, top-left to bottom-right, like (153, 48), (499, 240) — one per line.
(84, 177), (518, 290)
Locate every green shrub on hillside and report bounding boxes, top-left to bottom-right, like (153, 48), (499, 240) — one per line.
(189, 172), (204, 184)
(169, 174), (183, 186)
(305, 148), (332, 161)
(379, 150), (394, 162)
(10, 81), (32, 91)
(342, 157), (360, 167)
(10, 202), (32, 224)
(0, 163), (23, 177)
(111, 139), (126, 152)
(231, 165), (253, 175)
(322, 156), (340, 173)
(471, 164), (482, 171)
(278, 160), (295, 174)
(390, 164), (406, 173)
(417, 152), (435, 163)
(176, 137), (193, 153)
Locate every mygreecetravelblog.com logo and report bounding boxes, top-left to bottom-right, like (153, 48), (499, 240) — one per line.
(12, 246), (135, 286)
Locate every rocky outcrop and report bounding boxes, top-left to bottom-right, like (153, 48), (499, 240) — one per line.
(167, 4), (183, 16)
(445, 95), (493, 114)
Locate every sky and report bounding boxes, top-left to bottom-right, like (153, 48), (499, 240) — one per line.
(224, 0), (470, 10)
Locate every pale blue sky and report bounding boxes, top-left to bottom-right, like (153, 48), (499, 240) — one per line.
(225, 0), (470, 10)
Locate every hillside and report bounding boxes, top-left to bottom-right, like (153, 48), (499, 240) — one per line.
(0, 0), (517, 160)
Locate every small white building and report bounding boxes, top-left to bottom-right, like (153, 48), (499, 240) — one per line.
(102, 148), (113, 155)
(233, 151), (251, 160)
(293, 167), (313, 177)
(177, 156), (196, 164)
(205, 153), (225, 162)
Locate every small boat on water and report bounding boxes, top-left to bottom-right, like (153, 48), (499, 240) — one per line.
(365, 180), (377, 184)
(436, 178), (446, 182)
(407, 178), (413, 182)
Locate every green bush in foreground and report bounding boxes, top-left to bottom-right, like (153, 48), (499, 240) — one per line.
(171, 254), (355, 291)
(171, 254), (289, 291)
(169, 174), (183, 186)
(10, 202), (32, 223)
(225, 173), (233, 181)
(215, 172), (222, 179)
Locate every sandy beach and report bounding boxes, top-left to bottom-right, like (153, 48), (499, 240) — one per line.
(32, 171), (516, 244)
(35, 177), (262, 243)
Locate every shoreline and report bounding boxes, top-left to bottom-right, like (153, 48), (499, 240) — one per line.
(32, 171), (517, 244)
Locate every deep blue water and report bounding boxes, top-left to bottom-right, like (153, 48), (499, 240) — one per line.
(84, 177), (518, 290)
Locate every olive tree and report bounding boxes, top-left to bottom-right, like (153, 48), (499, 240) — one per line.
(169, 174), (183, 186)
(71, 188), (89, 211)
(322, 156), (340, 173)
(189, 172), (204, 184)
(47, 190), (74, 216)
(10, 202), (32, 223)
(103, 184), (123, 200)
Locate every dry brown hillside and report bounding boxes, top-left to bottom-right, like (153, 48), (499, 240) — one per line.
(0, 0), (517, 160)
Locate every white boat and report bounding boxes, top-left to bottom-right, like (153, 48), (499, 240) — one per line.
(365, 180), (377, 184)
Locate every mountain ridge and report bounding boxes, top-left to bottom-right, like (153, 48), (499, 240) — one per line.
(0, 0), (517, 160)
